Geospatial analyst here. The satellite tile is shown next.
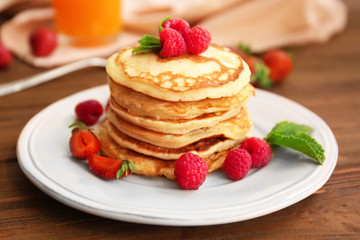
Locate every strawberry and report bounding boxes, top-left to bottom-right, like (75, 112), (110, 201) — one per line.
(243, 55), (261, 74)
(30, 26), (57, 57)
(69, 122), (101, 159)
(235, 43), (251, 57)
(88, 155), (135, 179)
(262, 49), (293, 83)
(243, 55), (272, 89)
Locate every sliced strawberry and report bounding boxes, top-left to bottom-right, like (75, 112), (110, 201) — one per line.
(69, 122), (101, 159)
(88, 155), (135, 179)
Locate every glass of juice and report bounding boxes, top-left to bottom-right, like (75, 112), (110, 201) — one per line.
(52, 0), (122, 47)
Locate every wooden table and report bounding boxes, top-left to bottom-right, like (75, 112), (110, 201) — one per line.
(1, 1), (359, 239)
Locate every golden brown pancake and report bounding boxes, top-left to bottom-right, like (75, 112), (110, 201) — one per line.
(109, 77), (254, 120)
(109, 97), (242, 134)
(106, 44), (251, 101)
(98, 121), (230, 180)
(107, 107), (252, 148)
(105, 120), (247, 160)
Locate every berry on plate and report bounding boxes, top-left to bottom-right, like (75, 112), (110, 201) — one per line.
(240, 137), (272, 168)
(174, 153), (208, 190)
(75, 99), (104, 126)
(160, 28), (187, 58)
(262, 49), (293, 83)
(88, 155), (135, 179)
(30, 26), (57, 57)
(69, 122), (101, 159)
(223, 149), (252, 181)
(184, 25), (211, 55)
(0, 42), (12, 68)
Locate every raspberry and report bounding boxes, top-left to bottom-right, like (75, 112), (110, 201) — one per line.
(0, 43), (12, 68)
(161, 18), (190, 38)
(75, 100), (103, 126)
(174, 153), (208, 190)
(184, 25), (211, 55)
(30, 27), (57, 57)
(223, 149), (252, 181)
(240, 137), (272, 168)
(160, 28), (186, 58)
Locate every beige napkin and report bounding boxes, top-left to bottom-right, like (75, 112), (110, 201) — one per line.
(0, 0), (347, 68)
(201, 0), (348, 52)
(124, 0), (347, 52)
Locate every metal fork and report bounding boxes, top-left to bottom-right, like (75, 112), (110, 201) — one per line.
(0, 57), (107, 97)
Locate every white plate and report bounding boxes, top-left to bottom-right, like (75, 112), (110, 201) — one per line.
(17, 85), (338, 226)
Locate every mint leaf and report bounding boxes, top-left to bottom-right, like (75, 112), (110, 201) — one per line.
(264, 121), (325, 165)
(267, 121), (313, 135)
(132, 35), (161, 54)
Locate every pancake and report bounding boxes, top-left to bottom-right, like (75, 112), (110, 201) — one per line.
(109, 77), (254, 120)
(99, 41), (253, 180)
(106, 44), (251, 101)
(98, 121), (230, 180)
(109, 97), (242, 134)
(107, 107), (252, 148)
(105, 120), (246, 160)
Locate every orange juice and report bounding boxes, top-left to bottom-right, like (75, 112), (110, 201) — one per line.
(53, 0), (121, 46)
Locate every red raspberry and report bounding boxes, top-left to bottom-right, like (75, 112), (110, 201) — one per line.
(0, 43), (12, 68)
(160, 28), (186, 58)
(223, 149), (252, 181)
(30, 26), (57, 57)
(161, 18), (190, 38)
(184, 25), (211, 55)
(174, 153), (208, 190)
(240, 137), (272, 168)
(75, 100), (104, 126)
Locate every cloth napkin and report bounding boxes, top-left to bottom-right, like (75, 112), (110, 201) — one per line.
(0, 0), (347, 68)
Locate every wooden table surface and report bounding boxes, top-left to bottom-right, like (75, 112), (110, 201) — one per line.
(1, 1), (359, 239)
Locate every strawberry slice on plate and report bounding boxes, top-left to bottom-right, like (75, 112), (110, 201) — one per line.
(69, 122), (101, 159)
(88, 155), (135, 179)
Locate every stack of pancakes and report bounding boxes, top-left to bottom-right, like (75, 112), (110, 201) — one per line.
(98, 44), (254, 180)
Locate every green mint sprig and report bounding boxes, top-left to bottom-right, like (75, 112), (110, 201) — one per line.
(132, 16), (172, 55)
(264, 121), (325, 165)
(132, 35), (161, 54)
